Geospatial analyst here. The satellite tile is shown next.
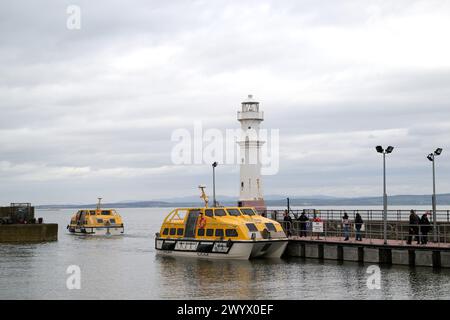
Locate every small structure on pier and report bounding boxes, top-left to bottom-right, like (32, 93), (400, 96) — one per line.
(0, 203), (35, 224)
(0, 203), (57, 243)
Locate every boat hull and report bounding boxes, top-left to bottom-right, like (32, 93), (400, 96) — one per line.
(155, 238), (288, 260)
(68, 226), (124, 235)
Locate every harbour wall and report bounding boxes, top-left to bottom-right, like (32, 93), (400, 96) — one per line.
(286, 239), (450, 268)
(316, 221), (450, 243)
(0, 224), (58, 243)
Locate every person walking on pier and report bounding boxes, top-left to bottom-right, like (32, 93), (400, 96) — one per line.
(283, 210), (293, 237)
(354, 213), (364, 241)
(342, 212), (350, 241)
(419, 212), (431, 245)
(298, 211), (308, 237)
(407, 210), (420, 245)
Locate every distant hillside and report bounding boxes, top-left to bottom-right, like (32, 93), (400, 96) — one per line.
(36, 201), (173, 209)
(268, 194), (450, 206)
(35, 193), (450, 209)
(266, 194), (450, 206)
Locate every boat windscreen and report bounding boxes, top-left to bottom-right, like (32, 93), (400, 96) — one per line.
(214, 209), (226, 216)
(227, 209), (241, 216)
(205, 209), (213, 217)
(173, 209), (187, 220)
(240, 208), (255, 216)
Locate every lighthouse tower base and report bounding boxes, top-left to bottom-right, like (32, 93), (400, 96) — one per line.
(238, 199), (266, 213)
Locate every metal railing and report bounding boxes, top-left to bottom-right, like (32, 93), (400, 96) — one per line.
(264, 209), (450, 223)
(278, 220), (450, 246)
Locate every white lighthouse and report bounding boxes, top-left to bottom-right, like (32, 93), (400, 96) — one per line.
(237, 95), (266, 212)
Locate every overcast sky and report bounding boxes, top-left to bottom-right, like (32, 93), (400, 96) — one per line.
(1, 0), (450, 204)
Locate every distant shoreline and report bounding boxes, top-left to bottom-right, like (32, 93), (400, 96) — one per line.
(34, 193), (450, 209)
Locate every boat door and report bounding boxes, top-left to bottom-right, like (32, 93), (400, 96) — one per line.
(184, 209), (200, 238)
(77, 210), (87, 226)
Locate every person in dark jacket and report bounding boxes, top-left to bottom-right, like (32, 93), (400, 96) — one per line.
(354, 213), (364, 241)
(298, 212), (309, 237)
(283, 210), (293, 237)
(342, 212), (350, 241)
(407, 210), (420, 245)
(419, 212), (431, 245)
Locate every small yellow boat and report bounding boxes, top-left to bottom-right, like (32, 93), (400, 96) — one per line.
(155, 187), (288, 260)
(67, 198), (124, 235)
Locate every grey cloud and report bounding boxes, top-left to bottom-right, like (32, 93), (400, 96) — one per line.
(1, 0), (450, 204)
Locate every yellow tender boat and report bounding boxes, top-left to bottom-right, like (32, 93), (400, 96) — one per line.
(155, 187), (288, 260)
(67, 198), (124, 235)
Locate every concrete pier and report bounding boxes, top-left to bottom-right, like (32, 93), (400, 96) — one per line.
(0, 224), (58, 243)
(286, 237), (450, 268)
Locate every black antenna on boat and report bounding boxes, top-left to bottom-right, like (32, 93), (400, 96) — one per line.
(97, 197), (102, 211)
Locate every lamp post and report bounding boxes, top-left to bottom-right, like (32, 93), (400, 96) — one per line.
(427, 148), (442, 242)
(212, 162), (218, 207)
(376, 145), (394, 245)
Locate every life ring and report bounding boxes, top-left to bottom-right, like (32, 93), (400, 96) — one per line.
(198, 216), (206, 229)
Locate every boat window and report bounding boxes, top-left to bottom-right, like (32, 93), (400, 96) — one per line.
(173, 209), (187, 221)
(206, 229), (214, 236)
(225, 229), (238, 237)
(205, 209), (213, 217)
(227, 209), (241, 216)
(246, 223), (258, 232)
(215, 229), (224, 237)
(177, 228), (184, 236)
(109, 219), (116, 224)
(265, 223), (277, 232)
(89, 210), (96, 215)
(169, 228), (176, 235)
(101, 210), (110, 215)
(163, 228), (169, 235)
(240, 208), (255, 216)
(214, 209), (226, 216)
(198, 229), (205, 236)
(97, 219), (103, 224)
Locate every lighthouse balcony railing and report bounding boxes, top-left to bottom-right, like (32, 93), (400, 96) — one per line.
(237, 111), (264, 120)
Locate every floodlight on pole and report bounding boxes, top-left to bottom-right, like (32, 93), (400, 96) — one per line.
(428, 148), (443, 242)
(375, 145), (395, 245)
(212, 162), (218, 207)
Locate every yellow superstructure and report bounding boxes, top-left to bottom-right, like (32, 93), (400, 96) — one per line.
(67, 208), (124, 235)
(159, 207), (285, 241)
(156, 205), (288, 259)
